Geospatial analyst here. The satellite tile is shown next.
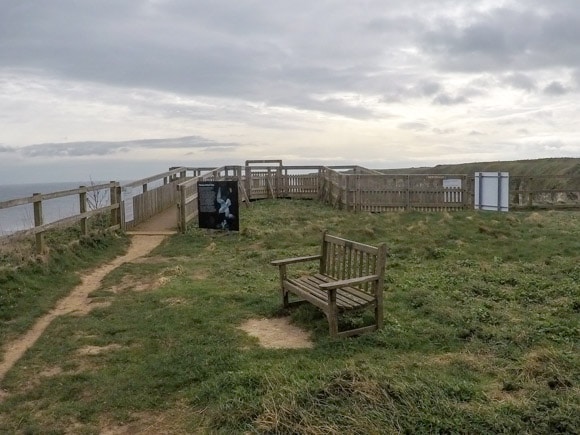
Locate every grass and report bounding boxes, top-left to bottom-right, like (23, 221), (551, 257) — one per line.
(0, 229), (130, 346)
(380, 157), (580, 177)
(0, 199), (578, 433)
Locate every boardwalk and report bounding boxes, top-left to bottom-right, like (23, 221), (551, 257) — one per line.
(128, 204), (178, 235)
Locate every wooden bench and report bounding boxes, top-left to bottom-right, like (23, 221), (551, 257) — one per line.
(271, 232), (387, 338)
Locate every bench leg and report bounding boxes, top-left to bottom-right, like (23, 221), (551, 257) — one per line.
(375, 284), (384, 330)
(279, 265), (289, 308)
(327, 289), (339, 338)
(375, 303), (383, 330)
(328, 313), (339, 338)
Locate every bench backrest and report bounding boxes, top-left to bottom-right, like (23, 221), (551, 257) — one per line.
(320, 232), (387, 292)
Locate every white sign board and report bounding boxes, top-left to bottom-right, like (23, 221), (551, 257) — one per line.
(121, 186), (134, 222)
(443, 178), (462, 189)
(474, 172), (509, 212)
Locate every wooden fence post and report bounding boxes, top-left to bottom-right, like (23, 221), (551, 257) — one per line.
(277, 167), (283, 198)
(318, 168), (324, 200)
(346, 175), (352, 211)
(527, 177), (534, 207)
(179, 184), (187, 233)
(462, 175), (468, 209)
(79, 186), (88, 236)
(356, 175), (361, 212)
(245, 165), (251, 201)
(109, 182), (118, 227)
(405, 175), (411, 210)
(33, 193), (45, 254)
(115, 184), (122, 228)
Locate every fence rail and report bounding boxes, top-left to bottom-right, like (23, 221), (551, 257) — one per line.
(0, 182), (121, 253)
(122, 167), (191, 230)
(3, 163), (579, 241)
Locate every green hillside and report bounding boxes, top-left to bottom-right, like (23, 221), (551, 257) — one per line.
(380, 157), (580, 177)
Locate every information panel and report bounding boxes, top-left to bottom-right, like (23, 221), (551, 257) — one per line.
(197, 181), (239, 231)
(121, 186), (134, 223)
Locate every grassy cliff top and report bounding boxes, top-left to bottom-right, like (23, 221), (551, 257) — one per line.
(380, 157), (580, 177)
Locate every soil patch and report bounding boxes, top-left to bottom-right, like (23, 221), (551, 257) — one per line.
(239, 318), (314, 349)
(39, 366), (63, 378)
(78, 344), (124, 356)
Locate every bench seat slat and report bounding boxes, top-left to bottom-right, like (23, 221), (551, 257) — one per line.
(296, 276), (366, 309)
(312, 274), (376, 303)
(287, 275), (374, 311)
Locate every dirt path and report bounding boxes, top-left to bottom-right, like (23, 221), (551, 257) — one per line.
(0, 235), (166, 385)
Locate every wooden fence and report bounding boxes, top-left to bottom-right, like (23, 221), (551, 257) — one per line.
(0, 182), (121, 254)
(509, 175), (580, 209)
(318, 168), (470, 212)
(3, 163), (579, 242)
(122, 167), (191, 230)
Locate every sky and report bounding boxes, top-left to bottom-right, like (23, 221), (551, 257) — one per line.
(1, 0), (580, 184)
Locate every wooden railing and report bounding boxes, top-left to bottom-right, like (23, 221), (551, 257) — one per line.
(0, 182), (121, 253)
(121, 167), (191, 230)
(175, 165), (353, 232)
(509, 175), (580, 209)
(3, 163), (578, 243)
(319, 168), (470, 212)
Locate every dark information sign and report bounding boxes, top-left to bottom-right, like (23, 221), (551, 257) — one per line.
(197, 181), (239, 231)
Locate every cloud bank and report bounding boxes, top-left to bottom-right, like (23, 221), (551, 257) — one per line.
(0, 0), (579, 182)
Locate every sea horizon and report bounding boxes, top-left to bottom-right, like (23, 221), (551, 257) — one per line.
(0, 181), (112, 235)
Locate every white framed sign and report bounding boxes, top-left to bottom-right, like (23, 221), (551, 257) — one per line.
(474, 172), (509, 212)
(121, 186), (134, 223)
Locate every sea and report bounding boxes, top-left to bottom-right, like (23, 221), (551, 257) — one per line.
(0, 181), (114, 236)
(0, 178), (168, 236)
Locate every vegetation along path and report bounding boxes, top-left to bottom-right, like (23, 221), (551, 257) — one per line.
(0, 235), (166, 388)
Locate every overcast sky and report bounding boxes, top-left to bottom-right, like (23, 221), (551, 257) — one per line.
(1, 0), (580, 183)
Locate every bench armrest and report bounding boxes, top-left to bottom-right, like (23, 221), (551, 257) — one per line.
(271, 255), (322, 266)
(318, 274), (379, 290)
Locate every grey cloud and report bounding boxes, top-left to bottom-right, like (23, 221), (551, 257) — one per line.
(399, 122), (429, 131)
(432, 93), (468, 105)
(1, 0), (580, 129)
(502, 73), (537, 91)
(543, 81), (569, 95)
(20, 136), (239, 158)
(0, 1), (474, 120)
(432, 128), (455, 135)
(422, 7), (580, 72)
(0, 144), (16, 152)
(418, 81), (442, 96)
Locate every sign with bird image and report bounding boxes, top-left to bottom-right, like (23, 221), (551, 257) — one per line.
(197, 181), (239, 231)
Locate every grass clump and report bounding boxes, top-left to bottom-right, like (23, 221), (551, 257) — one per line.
(0, 200), (578, 433)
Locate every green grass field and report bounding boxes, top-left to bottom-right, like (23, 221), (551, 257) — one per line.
(1, 200), (578, 433)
